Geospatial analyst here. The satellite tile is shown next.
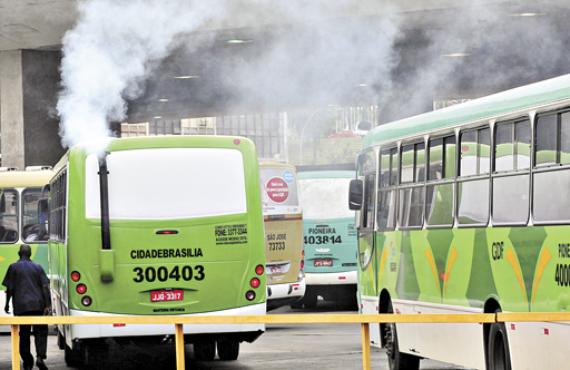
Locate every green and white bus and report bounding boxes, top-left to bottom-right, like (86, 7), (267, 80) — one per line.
(0, 167), (51, 325)
(49, 136), (266, 367)
(349, 74), (570, 370)
(296, 165), (358, 309)
(259, 161), (305, 310)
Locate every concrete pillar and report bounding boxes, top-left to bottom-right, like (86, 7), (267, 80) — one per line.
(0, 49), (64, 169)
(0, 50), (25, 169)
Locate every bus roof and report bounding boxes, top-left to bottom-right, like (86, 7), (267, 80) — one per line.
(363, 74), (570, 149)
(259, 160), (295, 170)
(297, 170), (355, 180)
(0, 169), (53, 187)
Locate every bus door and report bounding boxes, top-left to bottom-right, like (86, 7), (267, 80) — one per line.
(356, 150), (378, 295)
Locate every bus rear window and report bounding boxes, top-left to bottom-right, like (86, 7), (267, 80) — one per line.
(85, 148), (247, 220)
(0, 189), (18, 243)
(298, 178), (353, 220)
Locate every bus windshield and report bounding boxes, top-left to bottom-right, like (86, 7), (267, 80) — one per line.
(22, 188), (49, 242)
(298, 178), (353, 220)
(85, 148), (247, 220)
(0, 189), (18, 243)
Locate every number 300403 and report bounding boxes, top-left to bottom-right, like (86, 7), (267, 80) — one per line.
(133, 265), (205, 283)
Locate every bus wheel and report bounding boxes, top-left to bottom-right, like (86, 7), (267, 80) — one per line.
(384, 302), (419, 370)
(64, 345), (83, 368)
(217, 339), (240, 361)
(194, 341), (216, 361)
(302, 293), (318, 309)
(488, 321), (512, 370)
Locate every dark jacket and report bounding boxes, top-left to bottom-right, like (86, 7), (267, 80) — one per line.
(2, 259), (50, 315)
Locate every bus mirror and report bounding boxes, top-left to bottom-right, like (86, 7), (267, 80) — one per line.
(99, 250), (115, 283)
(349, 179), (363, 210)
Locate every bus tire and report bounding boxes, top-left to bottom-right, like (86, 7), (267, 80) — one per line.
(384, 301), (419, 370)
(487, 321), (512, 370)
(194, 341), (216, 361)
(302, 293), (318, 309)
(64, 344), (83, 368)
(217, 339), (240, 361)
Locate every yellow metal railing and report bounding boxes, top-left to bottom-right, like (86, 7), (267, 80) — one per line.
(2, 312), (567, 370)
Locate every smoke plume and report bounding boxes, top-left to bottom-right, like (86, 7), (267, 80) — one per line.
(57, 0), (226, 153)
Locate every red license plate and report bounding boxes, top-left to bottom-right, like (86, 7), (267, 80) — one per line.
(314, 259), (333, 267)
(150, 289), (184, 302)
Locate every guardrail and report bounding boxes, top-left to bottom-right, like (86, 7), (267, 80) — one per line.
(1, 312), (566, 370)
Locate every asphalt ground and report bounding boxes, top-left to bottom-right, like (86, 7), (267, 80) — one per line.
(0, 302), (466, 370)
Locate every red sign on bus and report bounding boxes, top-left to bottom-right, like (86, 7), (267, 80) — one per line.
(266, 177), (289, 203)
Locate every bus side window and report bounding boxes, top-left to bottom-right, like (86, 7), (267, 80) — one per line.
(533, 110), (570, 223)
(362, 175), (375, 229)
(377, 148), (396, 231)
(425, 135), (455, 227)
(458, 126), (490, 226)
(492, 119), (530, 225)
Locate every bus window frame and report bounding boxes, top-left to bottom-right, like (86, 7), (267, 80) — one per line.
(377, 145), (399, 232)
(457, 124), (491, 228)
(0, 187), (19, 244)
(532, 107), (570, 225)
(398, 139), (426, 230)
(491, 117), (532, 227)
(21, 187), (50, 244)
(425, 132), (457, 229)
(357, 148), (378, 270)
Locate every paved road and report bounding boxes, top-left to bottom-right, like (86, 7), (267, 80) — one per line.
(0, 303), (466, 369)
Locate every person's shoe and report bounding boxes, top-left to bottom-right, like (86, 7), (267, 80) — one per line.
(36, 357), (48, 370)
(23, 364), (33, 370)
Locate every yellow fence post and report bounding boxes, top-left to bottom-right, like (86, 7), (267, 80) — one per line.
(361, 322), (371, 370)
(175, 323), (186, 370)
(11, 324), (20, 370)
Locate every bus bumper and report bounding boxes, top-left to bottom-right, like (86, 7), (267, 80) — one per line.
(305, 271), (357, 285)
(67, 303), (265, 342)
(266, 278), (306, 310)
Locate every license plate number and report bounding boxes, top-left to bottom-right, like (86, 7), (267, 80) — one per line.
(150, 289), (184, 302)
(314, 259), (333, 267)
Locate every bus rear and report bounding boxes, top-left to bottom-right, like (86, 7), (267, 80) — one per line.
(0, 167), (51, 326)
(259, 161), (305, 310)
(50, 136), (265, 364)
(297, 168), (358, 309)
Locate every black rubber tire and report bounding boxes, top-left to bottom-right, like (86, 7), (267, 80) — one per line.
(217, 339), (240, 361)
(302, 293), (318, 309)
(487, 321), (512, 370)
(64, 344), (83, 368)
(383, 301), (420, 370)
(194, 340), (216, 361)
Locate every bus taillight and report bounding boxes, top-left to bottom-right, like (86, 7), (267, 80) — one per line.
(71, 271), (81, 282)
(300, 250), (305, 271)
(255, 264), (264, 275)
(250, 277), (261, 289)
(245, 291), (256, 301)
(76, 284), (87, 294)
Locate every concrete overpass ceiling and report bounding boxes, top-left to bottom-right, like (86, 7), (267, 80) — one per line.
(0, 0), (76, 51)
(2, 0), (570, 123)
(126, 1), (570, 123)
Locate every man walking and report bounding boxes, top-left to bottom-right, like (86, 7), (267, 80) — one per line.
(3, 244), (51, 370)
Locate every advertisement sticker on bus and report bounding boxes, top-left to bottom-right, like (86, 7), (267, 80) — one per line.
(266, 177), (289, 203)
(282, 170), (295, 183)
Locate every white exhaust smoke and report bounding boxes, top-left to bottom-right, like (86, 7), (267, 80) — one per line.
(57, 0), (226, 154)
